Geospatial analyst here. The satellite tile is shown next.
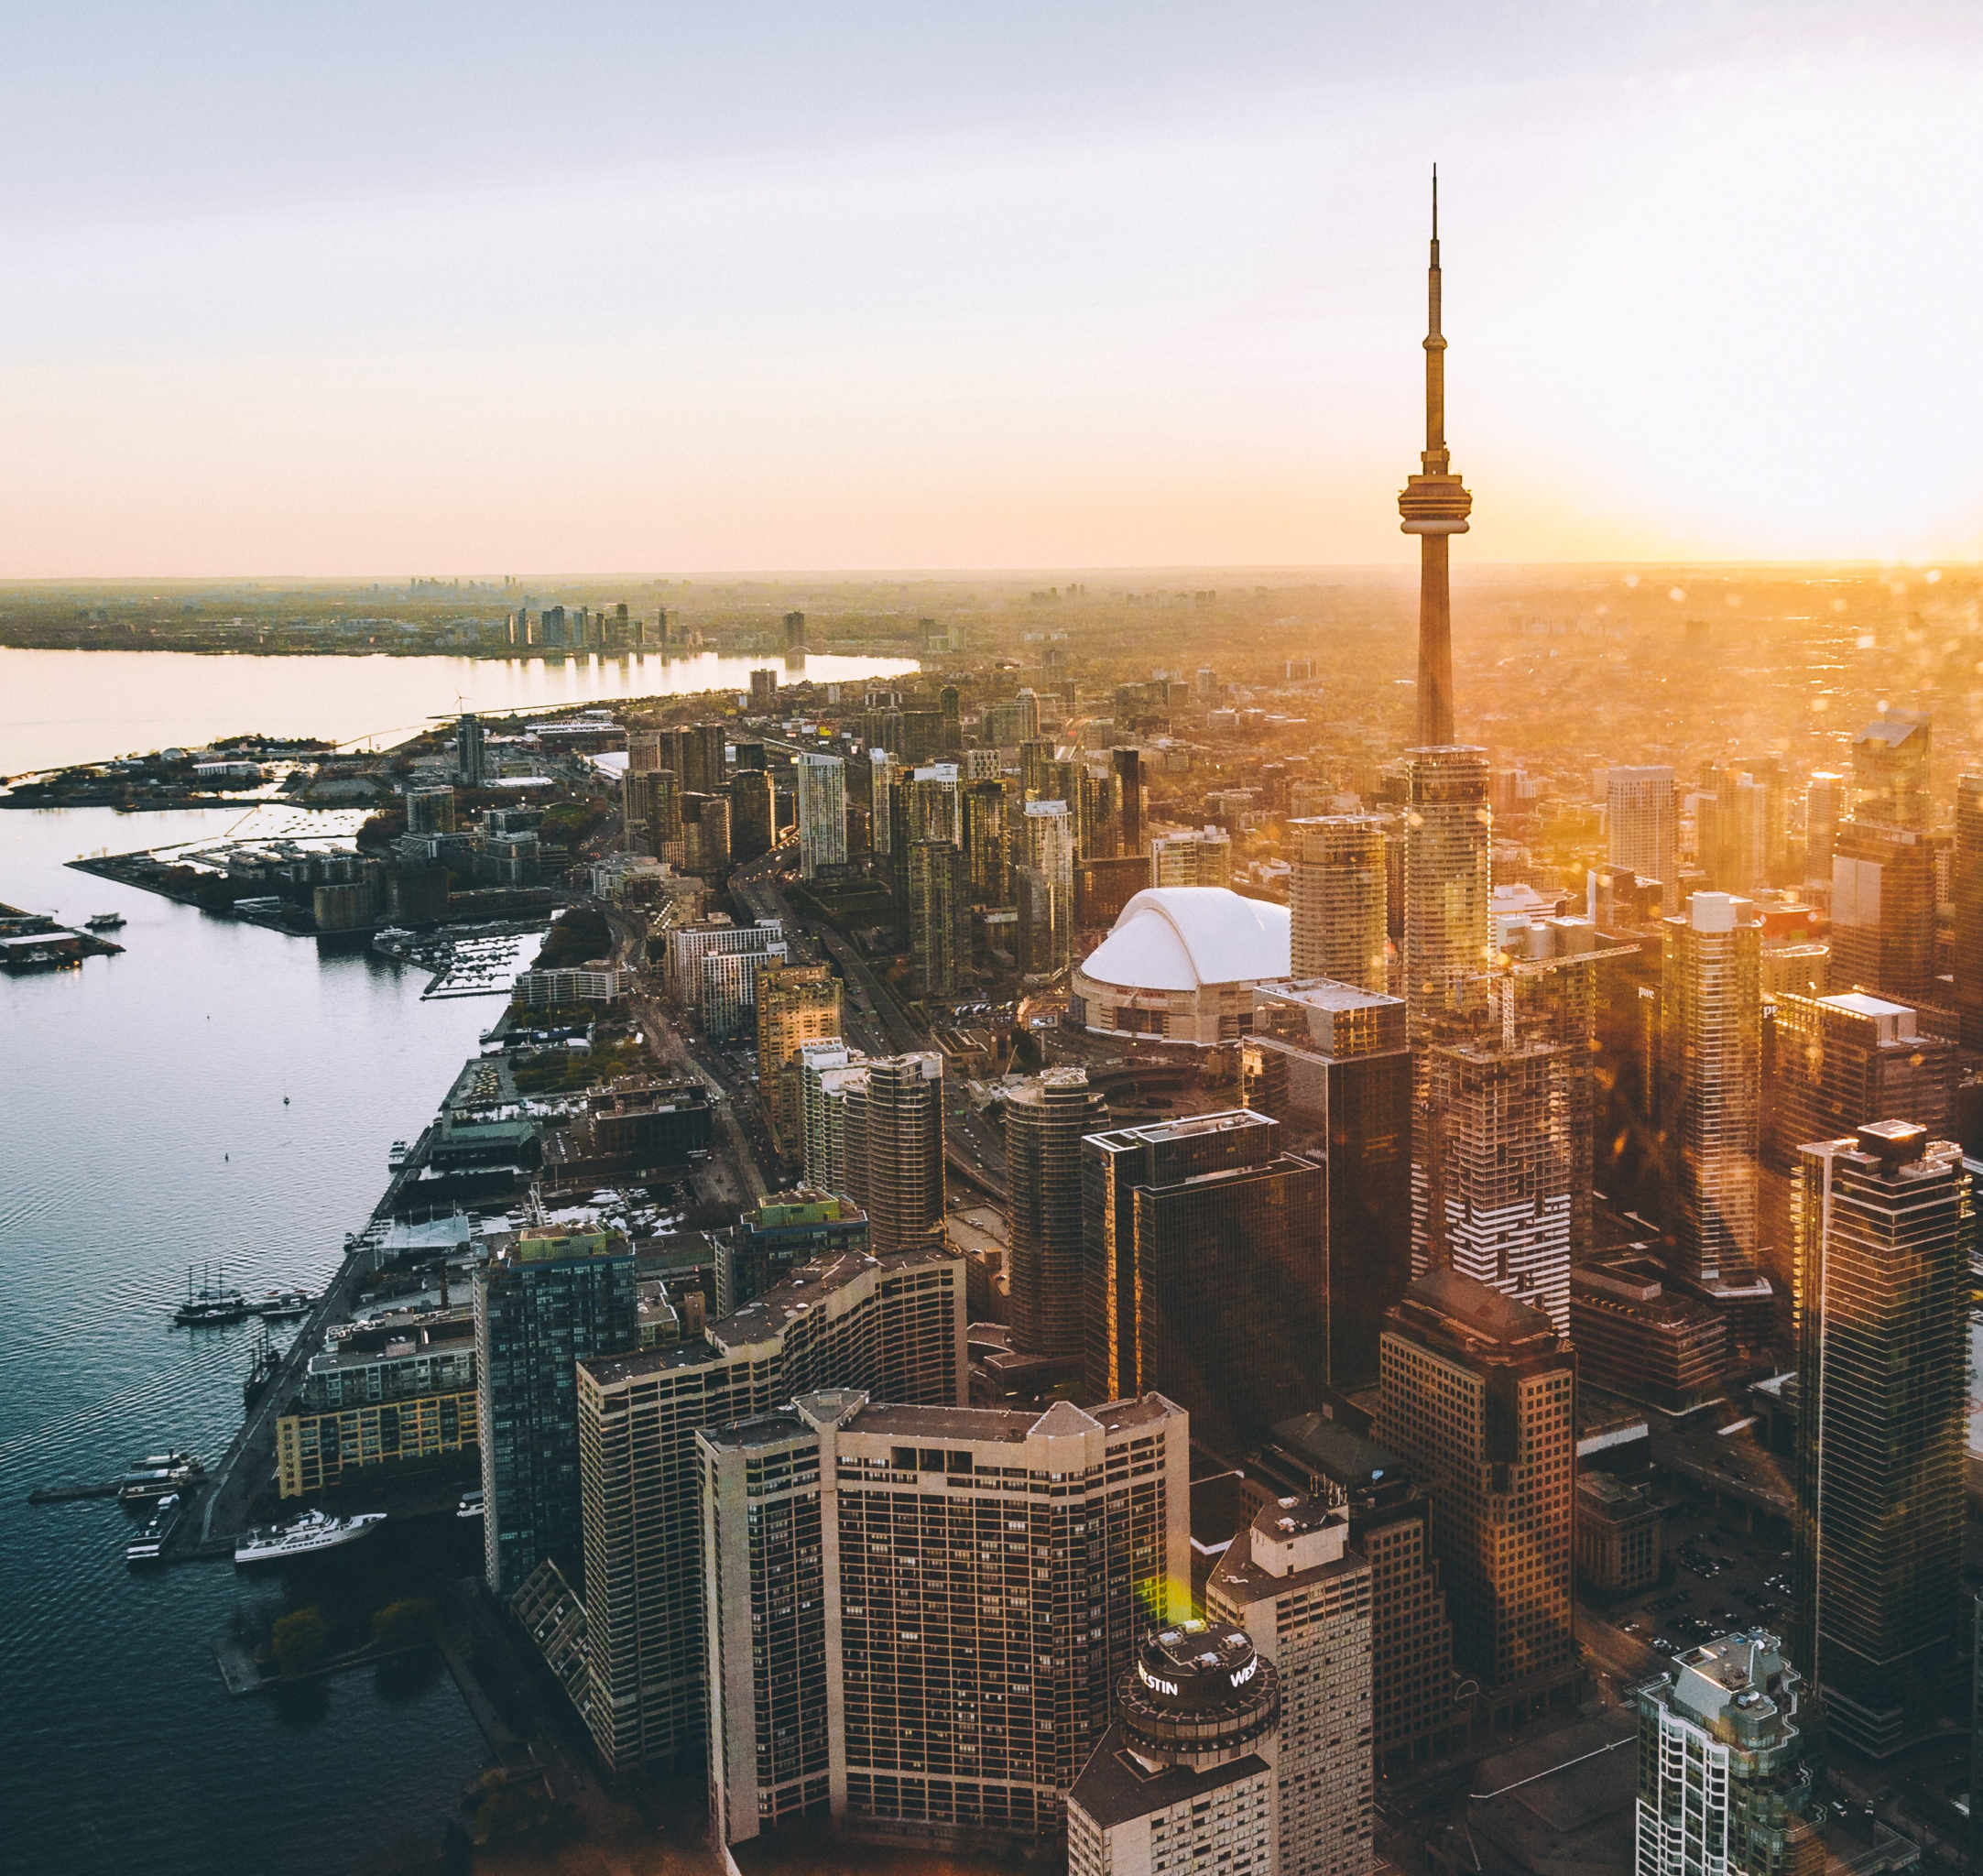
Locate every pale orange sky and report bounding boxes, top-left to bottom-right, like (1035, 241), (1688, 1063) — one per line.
(0, 3), (1978, 577)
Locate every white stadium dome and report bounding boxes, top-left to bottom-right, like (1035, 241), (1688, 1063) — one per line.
(1071, 887), (1291, 1045)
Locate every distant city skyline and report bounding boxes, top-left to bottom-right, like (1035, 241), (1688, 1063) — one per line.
(0, 3), (1978, 575)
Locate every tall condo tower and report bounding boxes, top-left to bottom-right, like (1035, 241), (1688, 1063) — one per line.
(1398, 169), (1472, 748)
(1400, 746), (1491, 1037)
(1005, 1067), (1106, 1363)
(1289, 815), (1389, 994)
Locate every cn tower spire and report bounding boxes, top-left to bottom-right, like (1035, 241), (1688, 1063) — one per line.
(1399, 165), (1471, 747)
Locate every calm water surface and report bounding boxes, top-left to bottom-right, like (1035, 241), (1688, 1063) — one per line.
(0, 644), (921, 775)
(0, 805), (521, 1876)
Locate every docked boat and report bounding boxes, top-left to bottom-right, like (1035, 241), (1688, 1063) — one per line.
(174, 1262), (249, 1325)
(252, 1289), (312, 1320)
(125, 1493), (183, 1564)
(119, 1456), (203, 1502)
(387, 1140), (410, 1168)
(234, 1509), (387, 1568)
(456, 1489), (485, 1520)
(85, 911), (127, 931)
(244, 1325), (282, 1403)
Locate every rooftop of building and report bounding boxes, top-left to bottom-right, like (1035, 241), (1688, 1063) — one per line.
(1397, 1265), (1562, 1353)
(1268, 1411), (1402, 1489)
(580, 1243), (955, 1388)
(1087, 1107), (1277, 1151)
(1076, 886), (1291, 992)
(699, 1390), (1178, 1454)
(1254, 976), (1402, 1015)
(311, 1303), (474, 1371)
(1067, 1722), (1271, 1832)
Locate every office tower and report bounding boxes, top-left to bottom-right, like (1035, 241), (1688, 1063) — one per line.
(1831, 714), (1936, 1005)
(939, 683), (962, 753)
(1804, 770), (1844, 883)
(1634, 1631), (1823, 1876)
(1006, 1068), (1107, 1363)
(1400, 746), (1490, 1037)
(575, 1243), (966, 1774)
(1023, 799), (1075, 967)
(474, 1222), (638, 1595)
(718, 1190), (869, 1314)
(784, 609), (807, 651)
(749, 668), (778, 714)
(703, 1389), (1191, 1849)
(1792, 1120), (1968, 1757)
(843, 1053), (945, 1255)
(456, 712), (486, 787)
(799, 1041), (864, 1193)
(730, 767), (773, 862)
(1080, 1110), (1327, 1454)
(1067, 1622), (1280, 1876)
(1661, 892), (1763, 1290)
(756, 961), (843, 1156)
(626, 731), (661, 772)
(683, 722), (726, 796)
(1853, 710), (1931, 829)
(1376, 1270), (1576, 1723)
(1607, 765), (1677, 903)
(1075, 853), (1151, 932)
(1149, 825), (1232, 889)
(1206, 1495), (1374, 1876)
(963, 779), (1009, 900)
(692, 791), (731, 873)
(794, 751), (847, 879)
(1257, 1416), (1466, 1773)
(407, 786), (456, 834)
(866, 749), (894, 854)
(1289, 815), (1388, 992)
(1019, 736), (1055, 801)
(1250, 981), (1411, 1387)
(1956, 775), (1983, 1049)
(1112, 747), (1143, 856)
(1398, 171), (1471, 747)
(908, 840), (964, 998)
(1766, 991), (1957, 1172)
(1567, 1257), (1726, 1412)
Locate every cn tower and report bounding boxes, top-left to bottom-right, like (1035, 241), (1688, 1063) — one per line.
(1398, 168), (1472, 748)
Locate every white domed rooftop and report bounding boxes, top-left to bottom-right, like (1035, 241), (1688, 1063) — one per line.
(1079, 887), (1291, 991)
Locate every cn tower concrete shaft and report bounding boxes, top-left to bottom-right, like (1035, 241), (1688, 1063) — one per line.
(1398, 169), (1472, 748)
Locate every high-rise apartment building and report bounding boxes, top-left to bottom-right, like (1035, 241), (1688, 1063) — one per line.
(755, 961), (844, 1157)
(1249, 980), (1411, 1387)
(908, 840), (964, 999)
(963, 779), (1009, 900)
(1400, 746), (1491, 1038)
(1022, 800), (1075, 968)
(1804, 771), (1844, 884)
(783, 609), (807, 651)
(1633, 1631), (1823, 1876)
(1112, 747), (1143, 856)
(681, 723), (726, 797)
(730, 767), (774, 862)
(456, 711), (486, 787)
(799, 1041), (865, 1194)
(1607, 765), (1677, 905)
(1953, 775), (1983, 1050)
(1288, 815), (1389, 993)
(1256, 1414), (1467, 1774)
(1207, 1495), (1374, 1876)
(703, 1389), (1191, 1849)
(1376, 1269), (1577, 1727)
(749, 667), (779, 714)
(910, 761), (963, 845)
(1080, 1109), (1326, 1454)
(1150, 826), (1233, 889)
(475, 1223), (638, 1595)
(1005, 1067), (1106, 1364)
(1830, 714), (1937, 1006)
(1792, 1120), (1969, 1757)
(1766, 991), (1956, 1174)
(795, 752), (847, 879)
(717, 1189), (868, 1314)
(843, 1053), (945, 1255)
(690, 791), (731, 874)
(575, 1243), (966, 1775)
(1067, 1620), (1280, 1876)
(1660, 892), (1763, 1291)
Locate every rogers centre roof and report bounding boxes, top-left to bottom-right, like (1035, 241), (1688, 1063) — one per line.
(1079, 888), (1291, 991)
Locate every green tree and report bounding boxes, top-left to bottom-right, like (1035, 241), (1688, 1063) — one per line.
(371, 1597), (439, 1649)
(271, 1604), (330, 1677)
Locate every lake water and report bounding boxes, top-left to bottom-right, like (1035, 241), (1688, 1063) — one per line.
(0, 804), (519, 1876)
(0, 644), (921, 777)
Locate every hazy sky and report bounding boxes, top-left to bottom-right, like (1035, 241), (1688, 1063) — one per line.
(1, 2), (1978, 577)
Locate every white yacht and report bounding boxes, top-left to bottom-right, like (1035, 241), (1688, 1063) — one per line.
(234, 1509), (386, 1567)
